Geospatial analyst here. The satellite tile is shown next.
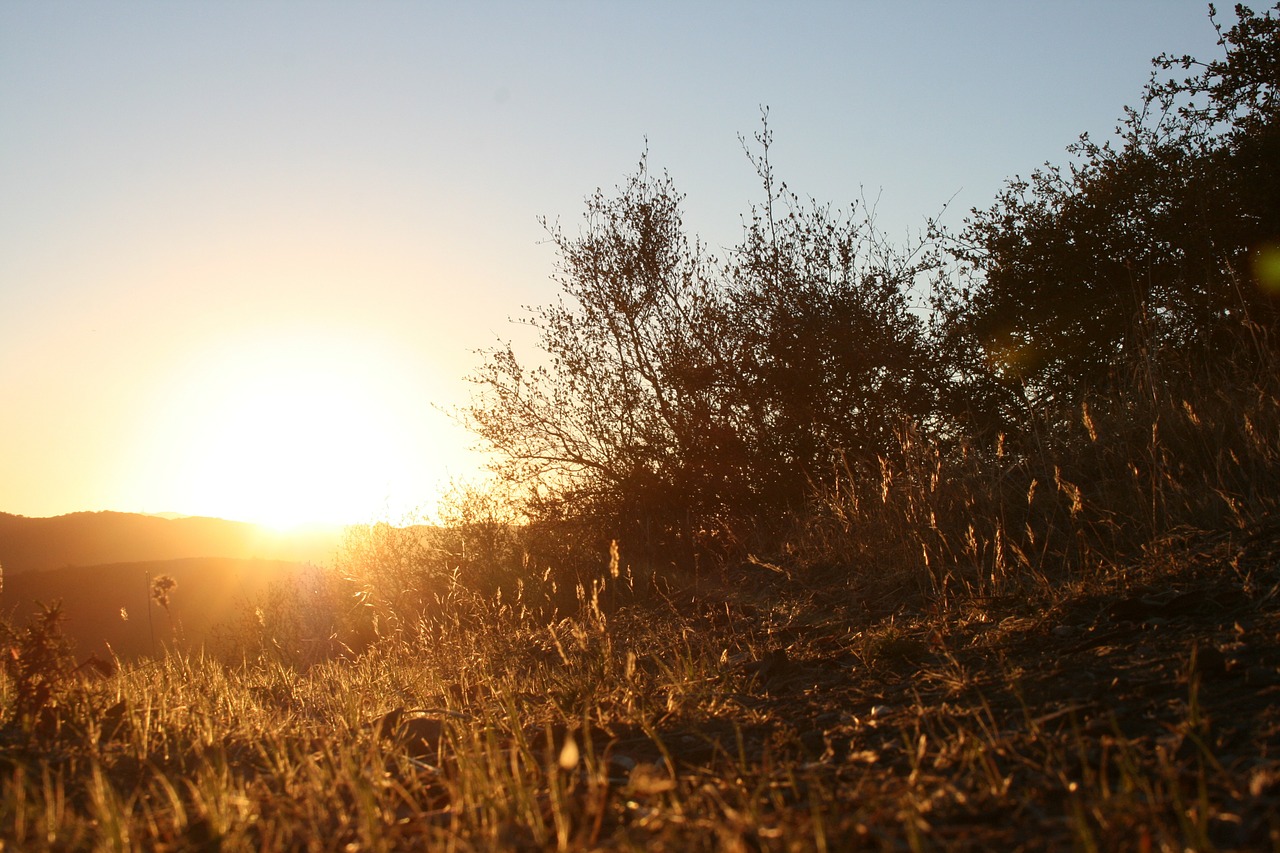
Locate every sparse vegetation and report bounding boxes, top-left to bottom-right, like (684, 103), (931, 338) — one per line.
(3, 4), (1279, 849)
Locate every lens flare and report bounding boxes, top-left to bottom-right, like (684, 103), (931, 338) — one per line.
(1254, 243), (1280, 296)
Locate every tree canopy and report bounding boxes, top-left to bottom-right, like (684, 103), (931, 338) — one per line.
(944, 2), (1280, 415)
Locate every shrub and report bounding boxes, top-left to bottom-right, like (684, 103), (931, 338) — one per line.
(0, 601), (76, 732)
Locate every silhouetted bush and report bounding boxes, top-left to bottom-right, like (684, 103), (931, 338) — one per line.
(0, 602), (76, 733)
(466, 121), (940, 577)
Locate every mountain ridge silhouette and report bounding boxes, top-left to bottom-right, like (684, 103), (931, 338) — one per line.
(0, 510), (344, 574)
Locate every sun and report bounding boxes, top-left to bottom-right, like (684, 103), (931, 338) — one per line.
(137, 327), (436, 529)
(188, 374), (402, 529)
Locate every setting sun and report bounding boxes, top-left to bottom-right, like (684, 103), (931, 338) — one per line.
(184, 373), (400, 529)
(130, 327), (441, 528)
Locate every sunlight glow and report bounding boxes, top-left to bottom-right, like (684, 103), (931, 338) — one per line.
(188, 376), (398, 529)
(135, 326), (433, 529)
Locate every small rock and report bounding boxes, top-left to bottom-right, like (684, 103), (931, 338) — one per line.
(1052, 625), (1078, 638)
(373, 707), (451, 759)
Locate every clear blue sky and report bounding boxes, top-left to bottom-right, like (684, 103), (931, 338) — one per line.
(0, 1), (1227, 525)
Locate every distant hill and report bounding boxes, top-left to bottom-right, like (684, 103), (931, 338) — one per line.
(0, 511), (345, 574)
(3, 556), (316, 659)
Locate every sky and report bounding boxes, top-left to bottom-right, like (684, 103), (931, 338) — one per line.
(0, 1), (1227, 527)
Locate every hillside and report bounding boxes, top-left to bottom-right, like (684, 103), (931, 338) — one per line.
(0, 522), (1276, 849)
(0, 511), (344, 574)
(2, 556), (320, 659)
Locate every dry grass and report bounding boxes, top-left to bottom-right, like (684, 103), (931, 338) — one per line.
(2, 527), (1279, 850)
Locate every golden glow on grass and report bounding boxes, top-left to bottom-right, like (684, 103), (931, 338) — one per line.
(136, 326), (429, 529)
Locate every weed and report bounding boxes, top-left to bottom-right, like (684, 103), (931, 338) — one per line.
(0, 602), (76, 734)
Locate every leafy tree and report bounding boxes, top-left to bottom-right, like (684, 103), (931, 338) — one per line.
(943, 3), (1280, 420)
(466, 126), (941, 570)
